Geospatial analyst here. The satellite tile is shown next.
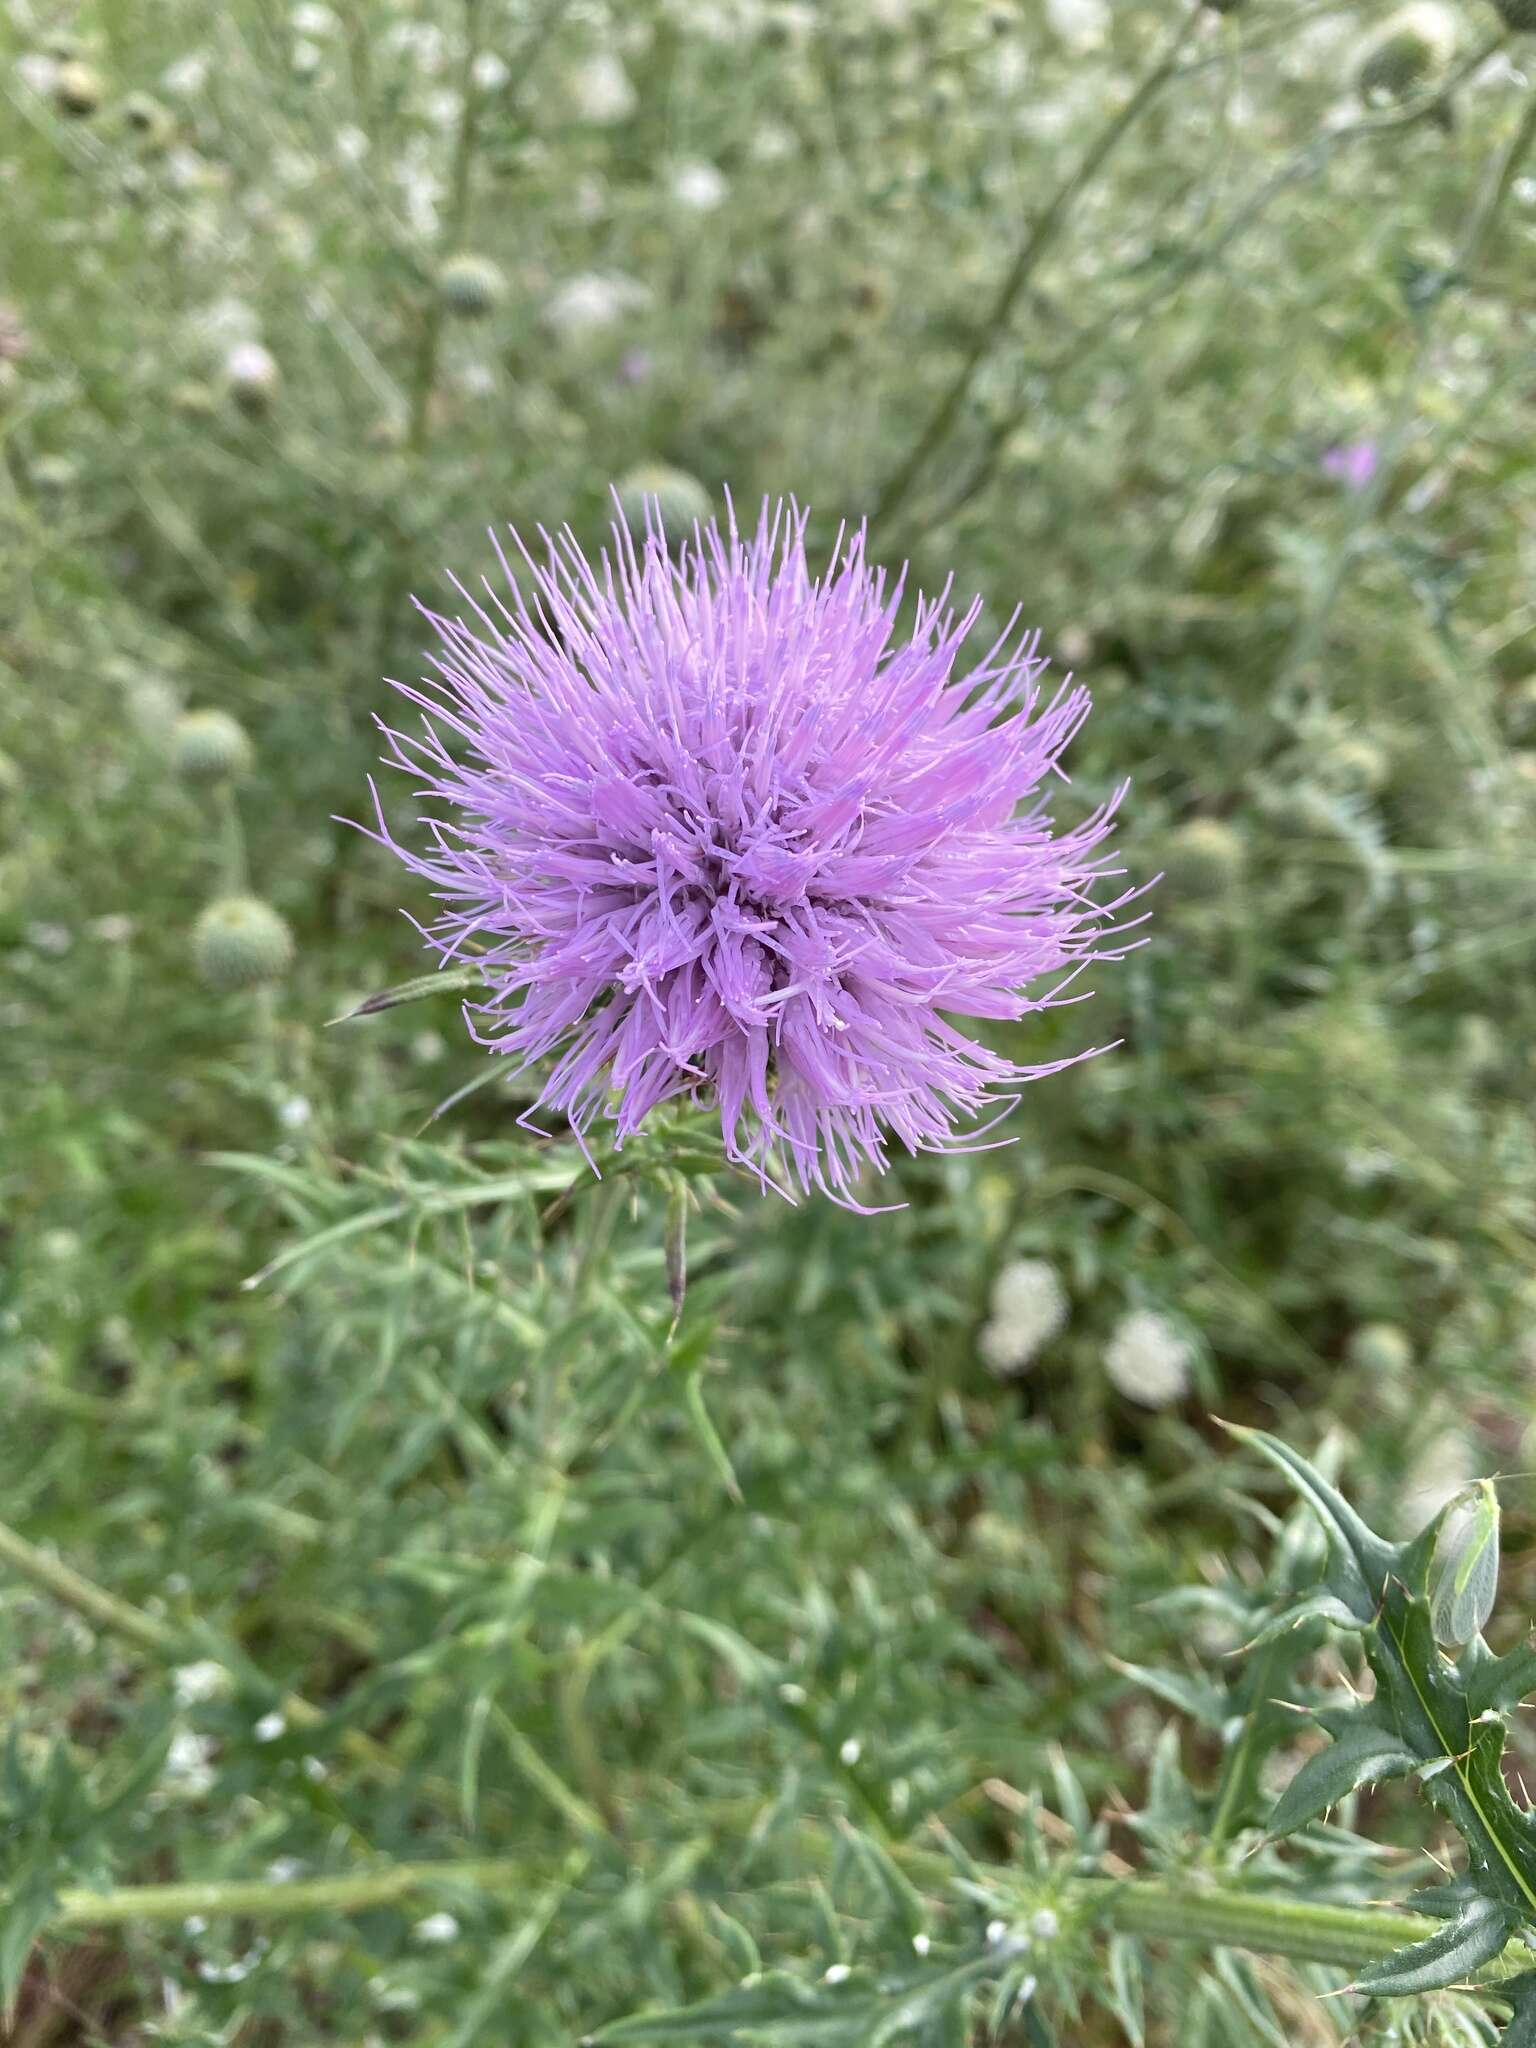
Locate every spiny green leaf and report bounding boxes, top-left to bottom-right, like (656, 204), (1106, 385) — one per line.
(1350, 1892), (1514, 1996)
(1465, 1638), (1536, 1718)
(1218, 1425), (1395, 1616)
(1496, 1972), (1536, 2045)
(1242, 1590), (1363, 1651)
(1110, 1659), (1231, 1730)
(1267, 1721), (1418, 1837)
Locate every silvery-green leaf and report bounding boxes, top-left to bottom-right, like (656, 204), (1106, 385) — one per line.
(1351, 1894), (1513, 1997)
(1268, 1722), (1418, 1837)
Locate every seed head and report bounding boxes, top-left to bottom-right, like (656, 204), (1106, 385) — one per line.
(1104, 1309), (1192, 1408)
(173, 709), (253, 783)
(978, 1257), (1068, 1375)
(193, 897), (293, 991)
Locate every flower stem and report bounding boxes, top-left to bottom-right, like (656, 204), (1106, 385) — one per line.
(1078, 1877), (1532, 1984)
(870, 3), (1204, 532)
(52, 1859), (528, 1928)
(406, 0), (487, 455)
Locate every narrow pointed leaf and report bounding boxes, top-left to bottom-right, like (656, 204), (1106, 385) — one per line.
(1268, 1722), (1418, 1837)
(1219, 1425), (1395, 1614)
(329, 960), (485, 1023)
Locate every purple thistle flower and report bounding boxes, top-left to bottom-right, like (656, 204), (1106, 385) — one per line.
(371, 498), (1138, 1207)
(1320, 439), (1380, 492)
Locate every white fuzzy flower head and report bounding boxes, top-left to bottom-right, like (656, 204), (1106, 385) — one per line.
(414, 1911), (460, 1944)
(670, 160), (727, 212)
(163, 1730), (217, 1795)
(572, 51), (636, 124)
(978, 1258), (1067, 1376)
(1104, 1310), (1192, 1408)
(1045, 0), (1109, 49)
(172, 1659), (228, 1706)
(542, 272), (646, 342)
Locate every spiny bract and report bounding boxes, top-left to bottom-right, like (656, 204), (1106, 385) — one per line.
(374, 498), (1136, 1205)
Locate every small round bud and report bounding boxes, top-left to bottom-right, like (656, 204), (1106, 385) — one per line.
(1491, 0), (1536, 28)
(1356, 6), (1456, 102)
(1162, 817), (1244, 901)
(1346, 1322), (1412, 1378)
(122, 91), (173, 146)
(53, 60), (104, 116)
(615, 463), (712, 539)
(193, 896), (293, 992)
(225, 341), (280, 414)
(172, 709), (253, 783)
(438, 253), (506, 318)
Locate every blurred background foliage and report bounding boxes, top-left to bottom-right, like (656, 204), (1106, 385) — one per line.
(4, 0), (1536, 2040)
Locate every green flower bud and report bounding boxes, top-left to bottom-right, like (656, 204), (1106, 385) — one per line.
(615, 462), (712, 538)
(193, 896), (293, 992)
(1346, 1322), (1412, 1377)
(438, 253), (506, 318)
(1357, 6), (1455, 101)
(53, 60), (104, 116)
(1491, 0), (1536, 28)
(225, 341), (279, 414)
(1162, 817), (1245, 900)
(172, 709), (253, 783)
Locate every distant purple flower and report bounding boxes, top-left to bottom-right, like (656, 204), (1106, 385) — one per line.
(372, 499), (1136, 1206)
(1321, 439), (1380, 492)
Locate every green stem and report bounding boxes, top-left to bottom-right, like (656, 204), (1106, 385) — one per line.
(1080, 1877), (1533, 1984)
(52, 1859), (527, 1928)
(406, 0), (487, 455)
(0, 1520), (183, 1660)
(870, 3), (1203, 531)
(35, 1860), (1536, 1991)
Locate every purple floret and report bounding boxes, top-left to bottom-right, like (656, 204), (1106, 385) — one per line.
(371, 497), (1139, 1206)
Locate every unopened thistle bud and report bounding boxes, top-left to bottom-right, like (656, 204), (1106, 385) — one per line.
(172, 709), (253, 783)
(1346, 1322), (1412, 1377)
(122, 92), (173, 146)
(1163, 817), (1244, 901)
(53, 59), (104, 117)
(614, 463), (712, 539)
(438, 253), (506, 318)
(1356, 5), (1456, 101)
(193, 896), (293, 991)
(225, 341), (280, 415)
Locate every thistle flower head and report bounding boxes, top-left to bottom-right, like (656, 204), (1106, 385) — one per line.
(372, 499), (1137, 1205)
